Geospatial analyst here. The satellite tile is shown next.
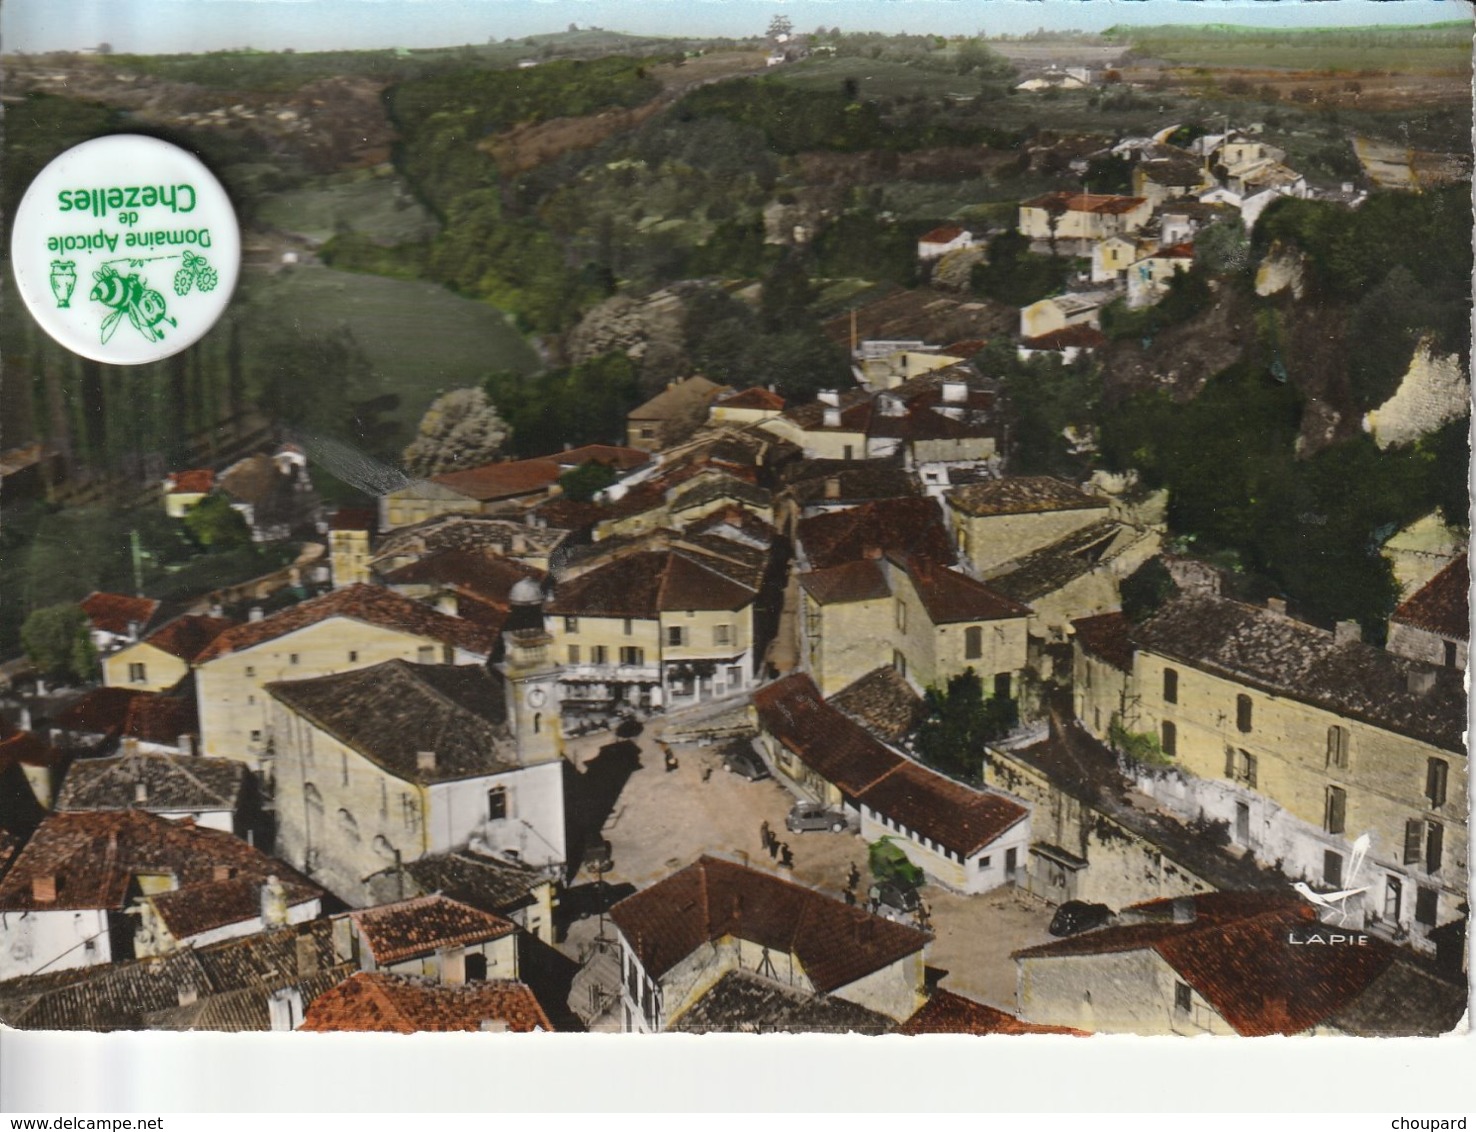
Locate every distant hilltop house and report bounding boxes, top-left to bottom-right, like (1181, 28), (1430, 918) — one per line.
(1018, 192), (1152, 254)
(1016, 67), (1094, 93)
(626, 376), (733, 452)
(917, 225), (974, 261)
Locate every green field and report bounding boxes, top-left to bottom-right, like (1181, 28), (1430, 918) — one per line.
(257, 171), (439, 245)
(1106, 22), (1472, 74)
(773, 56), (986, 100)
(241, 265), (541, 430)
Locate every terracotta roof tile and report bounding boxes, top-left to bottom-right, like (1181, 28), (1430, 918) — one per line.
(372, 516), (568, 564)
(753, 674), (903, 798)
(166, 469), (215, 494)
(827, 667), (925, 744)
(548, 548), (756, 618)
(56, 750), (245, 813)
(1020, 325), (1108, 351)
(1024, 191), (1148, 216)
(53, 687), (178, 741)
(329, 508), (376, 532)
(349, 895), (517, 965)
(301, 972), (552, 1033)
(391, 850), (549, 915)
(140, 615), (238, 663)
(1011, 892), (1397, 1036)
(798, 497), (955, 571)
(716, 387), (786, 412)
(859, 760), (1028, 858)
(0, 731), (66, 772)
(266, 661), (518, 785)
(898, 989), (1086, 1035)
(430, 457), (563, 503)
(1392, 556), (1468, 642)
(799, 559), (891, 606)
(380, 548), (543, 607)
(1071, 611), (1134, 672)
(785, 461), (918, 508)
(148, 874), (320, 942)
(609, 855), (927, 993)
(670, 969), (894, 1034)
(555, 444), (651, 471)
(891, 553), (1030, 624)
(194, 584), (498, 663)
(783, 389), (875, 433)
(80, 593), (161, 636)
(0, 809), (319, 925)
(627, 376), (731, 423)
(919, 224), (969, 245)
(948, 476), (1108, 518)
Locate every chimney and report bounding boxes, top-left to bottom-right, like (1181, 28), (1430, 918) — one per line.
(822, 408), (841, 428)
(417, 750), (437, 773)
(512, 533), (528, 554)
(1408, 669), (1436, 696)
(436, 593), (458, 617)
(817, 389), (840, 407)
(18, 706), (32, 732)
(1171, 896), (1195, 924)
(479, 1019), (510, 1033)
(294, 931), (319, 976)
(179, 734), (195, 757)
(941, 379), (968, 404)
(176, 984), (198, 1007)
(260, 875), (288, 929)
(1333, 620), (1361, 646)
(32, 875), (58, 903)
(248, 606), (265, 622)
(134, 781), (148, 805)
(824, 476), (841, 500)
(267, 986), (304, 1032)
(332, 916), (358, 967)
(863, 545), (883, 560)
(1265, 597), (1287, 616)
(209, 602), (224, 618)
(212, 865), (236, 882)
(122, 736), (141, 759)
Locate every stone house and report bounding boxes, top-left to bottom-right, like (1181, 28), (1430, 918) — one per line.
(267, 647), (566, 908)
(300, 971), (552, 1032)
(334, 894), (521, 985)
(608, 855), (929, 1032)
(1018, 292), (1113, 341)
(366, 848), (557, 945)
(1125, 243), (1196, 309)
(103, 614), (236, 693)
(327, 508), (376, 588)
(626, 376), (732, 452)
(1074, 592), (1467, 956)
(54, 741), (255, 837)
(947, 476), (1113, 576)
(1089, 235), (1142, 284)
(708, 386), (786, 427)
(79, 592), (161, 656)
(192, 583), (498, 771)
(917, 224), (973, 260)
(1386, 556), (1468, 671)
(162, 468), (214, 519)
(1018, 192), (1152, 253)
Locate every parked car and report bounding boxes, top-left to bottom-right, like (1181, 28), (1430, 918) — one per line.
(1048, 900), (1114, 937)
(869, 880), (921, 920)
(785, 801), (849, 833)
(722, 745), (770, 782)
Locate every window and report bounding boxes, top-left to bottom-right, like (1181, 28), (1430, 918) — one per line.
(417, 646), (435, 664)
(348, 650), (358, 663)
(340, 752), (349, 787)
(1384, 876), (1402, 922)
(623, 618), (634, 636)
(1174, 982), (1192, 1013)
(895, 600), (907, 632)
(128, 662), (147, 684)
(402, 794), (419, 831)
(1235, 694), (1252, 733)
(1225, 748), (1258, 788)
(619, 646), (644, 666)
(978, 856), (991, 871)
(487, 787), (508, 822)
(591, 645), (608, 665)
(567, 645), (581, 665)
(380, 779), (388, 819)
(1163, 668), (1178, 704)
(564, 616), (579, 633)
(1443, 640), (1458, 668)
(1326, 725), (1349, 770)
(1160, 721), (1177, 757)
(1415, 886), (1439, 926)
(964, 626), (982, 660)
(304, 783), (323, 814)
(533, 713), (541, 734)
(1324, 850), (1343, 888)
(289, 653), (300, 666)
(245, 666), (255, 678)
(1426, 758), (1448, 808)
(1324, 786), (1346, 835)
(1404, 819), (1424, 866)
(248, 695), (256, 706)
(639, 426), (655, 440)
(1425, 821), (1444, 874)
(712, 624), (732, 647)
(666, 626), (685, 648)
(842, 445), (854, 460)
(337, 809), (360, 842)
(994, 672), (1012, 700)
(250, 729), (263, 743)
(893, 650), (907, 679)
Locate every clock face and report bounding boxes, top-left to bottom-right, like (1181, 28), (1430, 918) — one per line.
(526, 686), (547, 708)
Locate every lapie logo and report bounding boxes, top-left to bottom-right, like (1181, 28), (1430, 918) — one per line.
(1287, 928), (1371, 946)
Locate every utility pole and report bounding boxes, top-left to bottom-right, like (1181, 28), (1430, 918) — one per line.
(130, 529), (145, 596)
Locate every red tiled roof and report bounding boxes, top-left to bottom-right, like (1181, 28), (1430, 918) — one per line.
(628, 376), (731, 423)
(0, 731), (66, 772)
(141, 615), (237, 663)
(148, 873), (320, 942)
(898, 989), (1087, 1035)
(0, 809), (320, 924)
(857, 760), (1028, 858)
(1019, 325), (1108, 351)
(301, 973), (552, 1033)
(1159, 242), (1196, 259)
(548, 550), (756, 619)
(349, 895), (517, 966)
(799, 559), (891, 606)
(1012, 892), (1395, 1037)
(431, 458), (563, 503)
(756, 674), (906, 797)
(891, 553), (1030, 625)
(919, 224), (969, 245)
(121, 693), (197, 746)
(1072, 611), (1134, 672)
(941, 339), (988, 358)
(194, 584), (499, 663)
(80, 593), (161, 636)
(165, 469), (214, 495)
(1024, 191), (1147, 216)
(798, 497), (955, 571)
(329, 508), (376, 532)
(716, 387), (786, 412)
(1392, 557), (1468, 642)
(948, 476), (1107, 518)
(380, 549), (543, 607)
(53, 687), (150, 737)
(555, 444), (651, 472)
(783, 389), (874, 433)
(609, 856), (928, 993)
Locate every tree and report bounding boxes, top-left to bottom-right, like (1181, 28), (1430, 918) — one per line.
(183, 494), (253, 552)
(912, 669), (1018, 782)
(1120, 557), (1180, 623)
(403, 388), (510, 478)
(767, 14), (793, 41)
(558, 461), (619, 503)
(21, 604), (96, 682)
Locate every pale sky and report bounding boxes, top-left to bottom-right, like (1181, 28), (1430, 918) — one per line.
(2, 0), (1469, 55)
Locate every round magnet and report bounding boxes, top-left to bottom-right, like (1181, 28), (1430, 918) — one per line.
(10, 134), (240, 366)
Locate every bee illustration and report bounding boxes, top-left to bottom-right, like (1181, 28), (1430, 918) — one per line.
(90, 265), (177, 345)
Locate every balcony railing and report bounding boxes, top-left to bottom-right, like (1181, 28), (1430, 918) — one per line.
(561, 662), (662, 683)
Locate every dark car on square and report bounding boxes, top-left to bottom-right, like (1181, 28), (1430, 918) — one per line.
(1049, 900), (1115, 936)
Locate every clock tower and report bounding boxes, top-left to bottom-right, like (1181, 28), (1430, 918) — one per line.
(498, 576), (562, 767)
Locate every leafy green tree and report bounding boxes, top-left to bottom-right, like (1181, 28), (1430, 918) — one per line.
(21, 604), (97, 682)
(558, 461), (620, 502)
(759, 252), (818, 334)
(1120, 557), (1180, 623)
(403, 388), (510, 477)
(913, 669), (1018, 782)
(1084, 153), (1133, 194)
(1345, 266), (1446, 411)
(183, 495), (253, 552)
(971, 230), (1073, 307)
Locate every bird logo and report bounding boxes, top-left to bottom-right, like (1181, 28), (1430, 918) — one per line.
(1292, 833), (1371, 927)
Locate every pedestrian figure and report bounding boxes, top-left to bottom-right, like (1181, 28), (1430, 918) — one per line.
(847, 862), (861, 891)
(767, 836), (779, 860)
(779, 843), (793, 870)
(701, 765), (712, 783)
(760, 820), (772, 851)
(663, 744), (678, 773)
(843, 888), (855, 906)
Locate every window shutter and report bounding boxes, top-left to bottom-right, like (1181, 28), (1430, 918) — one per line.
(1404, 819), (1424, 865)
(1426, 822), (1443, 874)
(1426, 759), (1448, 808)
(1224, 746), (1236, 778)
(1245, 754), (1257, 789)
